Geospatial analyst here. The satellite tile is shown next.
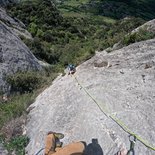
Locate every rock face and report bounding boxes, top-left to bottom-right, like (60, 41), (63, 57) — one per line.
(26, 39), (155, 155)
(132, 19), (155, 33)
(0, 7), (32, 39)
(0, 0), (19, 6)
(0, 144), (8, 155)
(109, 19), (155, 52)
(0, 8), (42, 92)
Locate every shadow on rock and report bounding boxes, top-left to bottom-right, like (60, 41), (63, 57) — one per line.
(84, 139), (104, 155)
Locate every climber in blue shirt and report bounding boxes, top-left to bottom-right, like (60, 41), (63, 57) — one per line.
(68, 64), (76, 75)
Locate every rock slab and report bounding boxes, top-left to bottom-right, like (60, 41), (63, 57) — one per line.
(26, 39), (155, 155)
(0, 7), (41, 93)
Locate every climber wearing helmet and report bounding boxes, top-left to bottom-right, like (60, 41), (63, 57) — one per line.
(68, 64), (76, 75)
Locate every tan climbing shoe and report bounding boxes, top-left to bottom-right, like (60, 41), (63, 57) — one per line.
(54, 133), (64, 139)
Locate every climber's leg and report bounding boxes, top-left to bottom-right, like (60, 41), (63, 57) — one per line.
(53, 141), (86, 155)
(45, 133), (56, 155)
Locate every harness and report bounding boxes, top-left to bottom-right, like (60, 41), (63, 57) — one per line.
(68, 64), (75, 71)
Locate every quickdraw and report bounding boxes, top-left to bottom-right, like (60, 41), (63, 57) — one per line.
(127, 135), (136, 155)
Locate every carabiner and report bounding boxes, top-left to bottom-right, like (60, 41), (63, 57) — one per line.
(127, 135), (136, 155)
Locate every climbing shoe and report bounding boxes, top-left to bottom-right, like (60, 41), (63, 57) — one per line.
(54, 133), (64, 139)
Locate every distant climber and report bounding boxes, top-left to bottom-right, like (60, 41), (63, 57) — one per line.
(67, 64), (76, 75)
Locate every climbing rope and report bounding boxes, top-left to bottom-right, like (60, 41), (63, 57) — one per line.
(73, 75), (155, 151)
(35, 148), (45, 155)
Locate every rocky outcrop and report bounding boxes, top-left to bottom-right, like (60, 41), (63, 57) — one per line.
(132, 19), (155, 33)
(0, 7), (32, 39)
(0, 8), (42, 93)
(26, 39), (155, 155)
(108, 19), (155, 52)
(0, 144), (8, 155)
(0, 0), (19, 6)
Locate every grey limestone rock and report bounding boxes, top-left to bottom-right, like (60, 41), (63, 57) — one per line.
(0, 0), (20, 6)
(132, 19), (155, 34)
(110, 19), (155, 53)
(26, 39), (155, 155)
(0, 8), (42, 93)
(0, 144), (8, 155)
(0, 7), (32, 39)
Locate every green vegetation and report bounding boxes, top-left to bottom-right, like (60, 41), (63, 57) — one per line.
(0, 93), (34, 128)
(7, 0), (147, 68)
(7, 71), (43, 93)
(0, 69), (58, 154)
(0, 69), (57, 127)
(122, 28), (155, 45)
(0, 135), (29, 155)
(60, 0), (155, 20)
(6, 136), (29, 155)
(0, 93), (33, 154)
